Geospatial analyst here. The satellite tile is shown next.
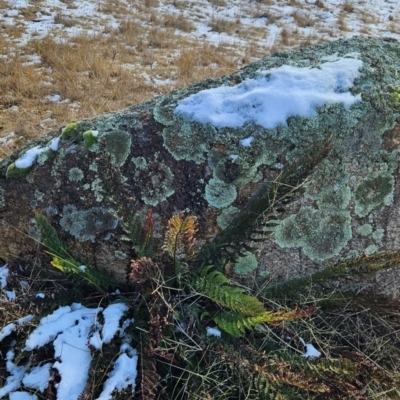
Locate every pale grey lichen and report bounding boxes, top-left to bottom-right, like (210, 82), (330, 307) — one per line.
(68, 167), (84, 182)
(59, 205), (118, 242)
(233, 252), (258, 275)
(217, 206), (241, 230)
(46, 205), (58, 216)
(357, 224), (372, 237)
(103, 130), (131, 167)
(89, 162), (98, 172)
(134, 159), (175, 206)
(91, 178), (105, 202)
(205, 178), (237, 209)
(27, 218), (41, 241)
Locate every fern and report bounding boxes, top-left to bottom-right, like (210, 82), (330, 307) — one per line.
(192, 266), (312, 337)
(162, 212), (198, 270)
(120, 209), (155, 258)
(35, 213), (71, 260)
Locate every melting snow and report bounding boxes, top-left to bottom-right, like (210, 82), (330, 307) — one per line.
(175, 57), (362, 129)
(2, 302), (136, 399)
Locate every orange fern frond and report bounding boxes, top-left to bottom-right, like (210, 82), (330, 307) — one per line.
(162, 212), (198, 267)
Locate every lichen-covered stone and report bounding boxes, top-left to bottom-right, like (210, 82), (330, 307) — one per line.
(1, 37), (400, 293)
(275, 207), (352, 262)
(61, 121), (91, 140)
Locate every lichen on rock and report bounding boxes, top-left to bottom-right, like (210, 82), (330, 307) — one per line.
(275, 207), (352, 262)
(205, 178), (237, 209)
(103, 130), (131, 167)
(59, 205), (119, 242)
(233, 251), (258, 275)
(133, 156), (175, 206)
(354, 171), (394, 217)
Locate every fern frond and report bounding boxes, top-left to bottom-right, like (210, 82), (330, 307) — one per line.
(193, 267), (265, 316)
(162, 212), (198, 268)
(35, 213), (70, 259)
(214, 309), (313, 337)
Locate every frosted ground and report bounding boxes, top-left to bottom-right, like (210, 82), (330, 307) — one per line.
(0, 0), (399, 398)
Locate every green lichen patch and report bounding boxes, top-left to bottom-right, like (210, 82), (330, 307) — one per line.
(233, 251), (258, 275)
(103, 130), (131, 167)
(205, 178), (237, 209)
(134, 160), (175, 206)
(59, 205), (118, 242)
(83, 130), (98, 148)
(6, 163), (33, 179)
(354, 171), (394, 217)
(37, 149), (57, 166)
(275, 207), (352, 262)
(357, 224), (373, 237)
(391, 87), (400, 107)
(61, 121), (91, 140)
(372, 229), (384, 242)
(305, 159), (351, 210)
(68, 167), (84, 182)
(162, 119), (212, 164)
(365, 244), (378, 255)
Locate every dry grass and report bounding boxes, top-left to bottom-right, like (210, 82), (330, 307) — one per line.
(0, 0), (398, 161)
(209, 16), (241, 33)
(342, 2), (355, 13)
(292, 11), (315, 28)
(161, 13), (195, 32)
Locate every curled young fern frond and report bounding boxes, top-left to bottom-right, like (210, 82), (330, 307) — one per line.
(162, 211), (198, 268)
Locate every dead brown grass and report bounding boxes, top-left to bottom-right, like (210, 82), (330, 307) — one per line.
(342, 2), (355, 13)
(209, 16), (241, 33)
(161, 13), (195, 32)
(292, 11), (314, 28)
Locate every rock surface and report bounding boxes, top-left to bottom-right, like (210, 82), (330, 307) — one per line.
(1, 37), (400, 292)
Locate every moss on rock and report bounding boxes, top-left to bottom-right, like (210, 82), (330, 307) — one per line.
(61, 121), (91, 140)
(82, 130), (98, 148)
(6, 163), (33, 179)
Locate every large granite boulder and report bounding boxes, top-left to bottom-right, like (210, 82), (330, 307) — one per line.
(1, 37), (400, 292)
